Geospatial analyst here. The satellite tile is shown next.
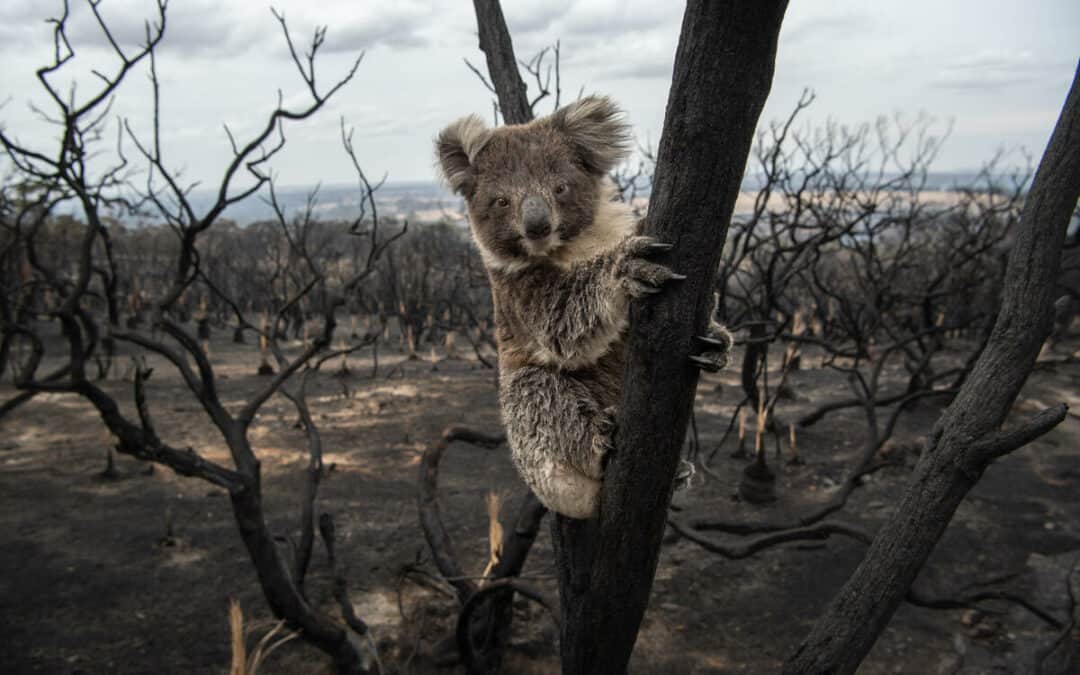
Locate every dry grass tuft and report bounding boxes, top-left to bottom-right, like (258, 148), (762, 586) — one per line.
(227, 599), (299, 675)
(480, 491), (504, 580)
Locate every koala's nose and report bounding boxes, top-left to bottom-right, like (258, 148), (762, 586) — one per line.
(521, 195), (552, 240)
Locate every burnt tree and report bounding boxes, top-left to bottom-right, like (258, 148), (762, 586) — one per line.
(470, 0), (789, 671)
(783, 60), (1080, 675)
(472, 0), (532, 125)
(551, 4), (790, 672)
(0, 4), (401, 672)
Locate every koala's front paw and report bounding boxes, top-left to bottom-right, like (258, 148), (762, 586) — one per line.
(615, 236), (684, 299)
(690, 321), (734, 373)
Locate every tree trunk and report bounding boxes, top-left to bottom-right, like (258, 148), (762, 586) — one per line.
(229, 486), (368, 674)
(784, 60), (1080, 675)
(741, 321), (768, 409)
(418, 427), (547, 674)
(470, 1), (788, 669)
(552, 3), (789, 673)
(472, 0), (531, 125)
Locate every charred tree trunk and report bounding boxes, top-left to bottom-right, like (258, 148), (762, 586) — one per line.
(471, 1), (787, 670)
(741, 321), (768, 409)
(552, 3), (789, 672)
(462, 491), (548, 674)
(418, 426), (548, 674)
(784, 60), (1080, 675)
(229, 480), (368, 673)
(472, 0), (531, 125)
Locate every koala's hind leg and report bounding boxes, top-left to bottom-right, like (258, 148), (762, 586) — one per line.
(690, 294), (734, 373)
(690, 321), (734, 373)
(499, 366), (611, 518)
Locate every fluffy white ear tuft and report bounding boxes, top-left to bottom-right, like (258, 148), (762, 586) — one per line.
(435, 114), (492, 196)
(549, 95), (632, 175)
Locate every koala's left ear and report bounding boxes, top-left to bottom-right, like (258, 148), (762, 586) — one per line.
(549, 95), (632, 175)
(435, 114), (491, 197)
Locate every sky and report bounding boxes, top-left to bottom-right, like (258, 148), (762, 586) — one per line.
(1, 0), (1078, 189)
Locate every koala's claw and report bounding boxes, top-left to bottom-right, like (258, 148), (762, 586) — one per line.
(595, 405), (617, 444)
(694, 334), (731, 350)
(584, 406), (617, 478)
(689, 354), (723, 373)
(624, 264), (681, 297)
(621, 236), (673, 257)
(690, 324), (733, 373)
(619, 237), (682, 298)
(631, 284), (663, 296)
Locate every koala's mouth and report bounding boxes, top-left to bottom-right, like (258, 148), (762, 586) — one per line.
(521, 230), (563, 258)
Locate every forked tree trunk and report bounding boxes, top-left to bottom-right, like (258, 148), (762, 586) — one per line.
(229, 483), (368, 673)
(783, 60), (1080, 675)
(471, 1), (788, 671)
(551, 4), (789, 672)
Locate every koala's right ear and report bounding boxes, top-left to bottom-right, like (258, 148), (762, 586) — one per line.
(435, 115), (491, 197)
(549, 95), (631, 175)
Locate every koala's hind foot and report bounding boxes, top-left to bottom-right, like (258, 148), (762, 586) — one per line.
(674, 458), (696, 491)
(690, 321), (734, 373)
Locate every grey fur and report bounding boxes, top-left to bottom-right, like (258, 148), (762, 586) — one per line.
(435, 114), (491, 196)
(549, 95), (633, 175)
(434, 97), (731, 519)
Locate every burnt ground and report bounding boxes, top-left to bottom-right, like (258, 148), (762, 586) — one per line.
(1, 328), (1078, 674)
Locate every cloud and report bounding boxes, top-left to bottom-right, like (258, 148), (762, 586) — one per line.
(274, 101), (454, 149)
(0, 1), (441, 58)
(0, 0), (43, 23)
(318, 3), (434, 52)
(603, 60), (672, 80)
(930, 50), (1065, 90)
(559, 30), (677, 83)
(0, 0), (259, 57)
(504, 1), (576, 35)
(484, 2), (684, 84)
(4, 0), (1076, 185)
(782, 11), (875, 46)
(554, 4), (680, 39)
(0, 1), (62, 49)
(495, 0), (682, 76)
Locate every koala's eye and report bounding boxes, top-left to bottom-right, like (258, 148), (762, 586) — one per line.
(554, 183), (569, 196)
(492, 196), (510, 208)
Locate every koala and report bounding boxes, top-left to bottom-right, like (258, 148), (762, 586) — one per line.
(436, 96), (731, 519)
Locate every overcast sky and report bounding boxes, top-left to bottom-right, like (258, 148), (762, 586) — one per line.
(1, 1), (1078, 189)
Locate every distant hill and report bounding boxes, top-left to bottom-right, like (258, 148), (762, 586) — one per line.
(181, 181), (463, 226)
(98, 172), (1004, 227)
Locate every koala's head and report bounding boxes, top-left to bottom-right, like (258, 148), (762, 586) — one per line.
(436, 95), (631, 267)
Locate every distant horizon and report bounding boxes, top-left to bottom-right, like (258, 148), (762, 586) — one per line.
(232, 167), (1008, 194)
(68, 168), (1025, 228)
